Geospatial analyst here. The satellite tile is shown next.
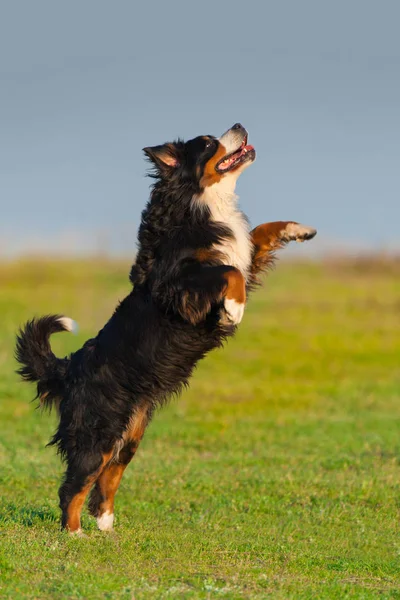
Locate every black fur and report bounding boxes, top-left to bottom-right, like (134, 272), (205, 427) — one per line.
(15, 316), (70, 410)
(15, 129), (249, 530)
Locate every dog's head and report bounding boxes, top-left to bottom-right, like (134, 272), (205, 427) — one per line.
(143, 123), (255, 193)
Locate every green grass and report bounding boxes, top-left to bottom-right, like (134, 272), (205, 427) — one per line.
(0, 258), (400, 599)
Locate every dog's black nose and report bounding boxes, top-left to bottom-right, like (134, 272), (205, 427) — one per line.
(232, 123), (243, 130)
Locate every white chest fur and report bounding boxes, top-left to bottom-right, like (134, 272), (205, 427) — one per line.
(197, 181), (253, 279)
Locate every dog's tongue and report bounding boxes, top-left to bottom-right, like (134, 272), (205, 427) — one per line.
(219, 145), (254, 171)
(219, 154), (239, 170)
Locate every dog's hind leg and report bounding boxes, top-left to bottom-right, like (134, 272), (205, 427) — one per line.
(59, 450), (112, 534)
(88, 404), (150, 531)
(88, 443), (137, 531)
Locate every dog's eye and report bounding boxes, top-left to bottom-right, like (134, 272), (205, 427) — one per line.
(205, 140), (214, 149)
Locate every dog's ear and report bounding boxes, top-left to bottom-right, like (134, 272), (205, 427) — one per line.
(143, 143), (180, 172)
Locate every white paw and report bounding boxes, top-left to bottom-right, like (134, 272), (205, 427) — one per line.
(97, 511), (114, 532)
(223, 298), (245, 325)
(283, 223), (317, 243)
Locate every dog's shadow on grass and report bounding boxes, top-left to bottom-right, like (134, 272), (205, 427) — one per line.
(1, 503), (58, 527)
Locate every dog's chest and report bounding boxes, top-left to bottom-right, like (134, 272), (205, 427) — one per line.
(204, 189), (253, 278)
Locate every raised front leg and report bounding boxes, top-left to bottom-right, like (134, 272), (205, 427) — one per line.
(249, 221), (317, 283)
(159, 264), (246, 326)
(219, 267), (246, 325)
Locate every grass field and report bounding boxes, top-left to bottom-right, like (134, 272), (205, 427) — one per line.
(0, 257), (399, 599)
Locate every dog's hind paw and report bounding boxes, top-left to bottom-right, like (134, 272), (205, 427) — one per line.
(97, 511), (114, 532)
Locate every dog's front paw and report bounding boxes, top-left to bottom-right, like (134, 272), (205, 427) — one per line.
(282, 223), (317, 243)
(223, 298), (245, 325)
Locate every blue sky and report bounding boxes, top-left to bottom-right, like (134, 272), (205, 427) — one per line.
(1, 0), (399, 255)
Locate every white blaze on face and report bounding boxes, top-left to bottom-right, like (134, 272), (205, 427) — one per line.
(218, 128), (245, 155)
(216, 127), (254, 176)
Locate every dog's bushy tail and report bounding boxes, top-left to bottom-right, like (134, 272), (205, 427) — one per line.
(15, 315), (78, 410)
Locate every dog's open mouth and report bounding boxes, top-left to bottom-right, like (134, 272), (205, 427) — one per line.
(216, 136), (256, 173)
